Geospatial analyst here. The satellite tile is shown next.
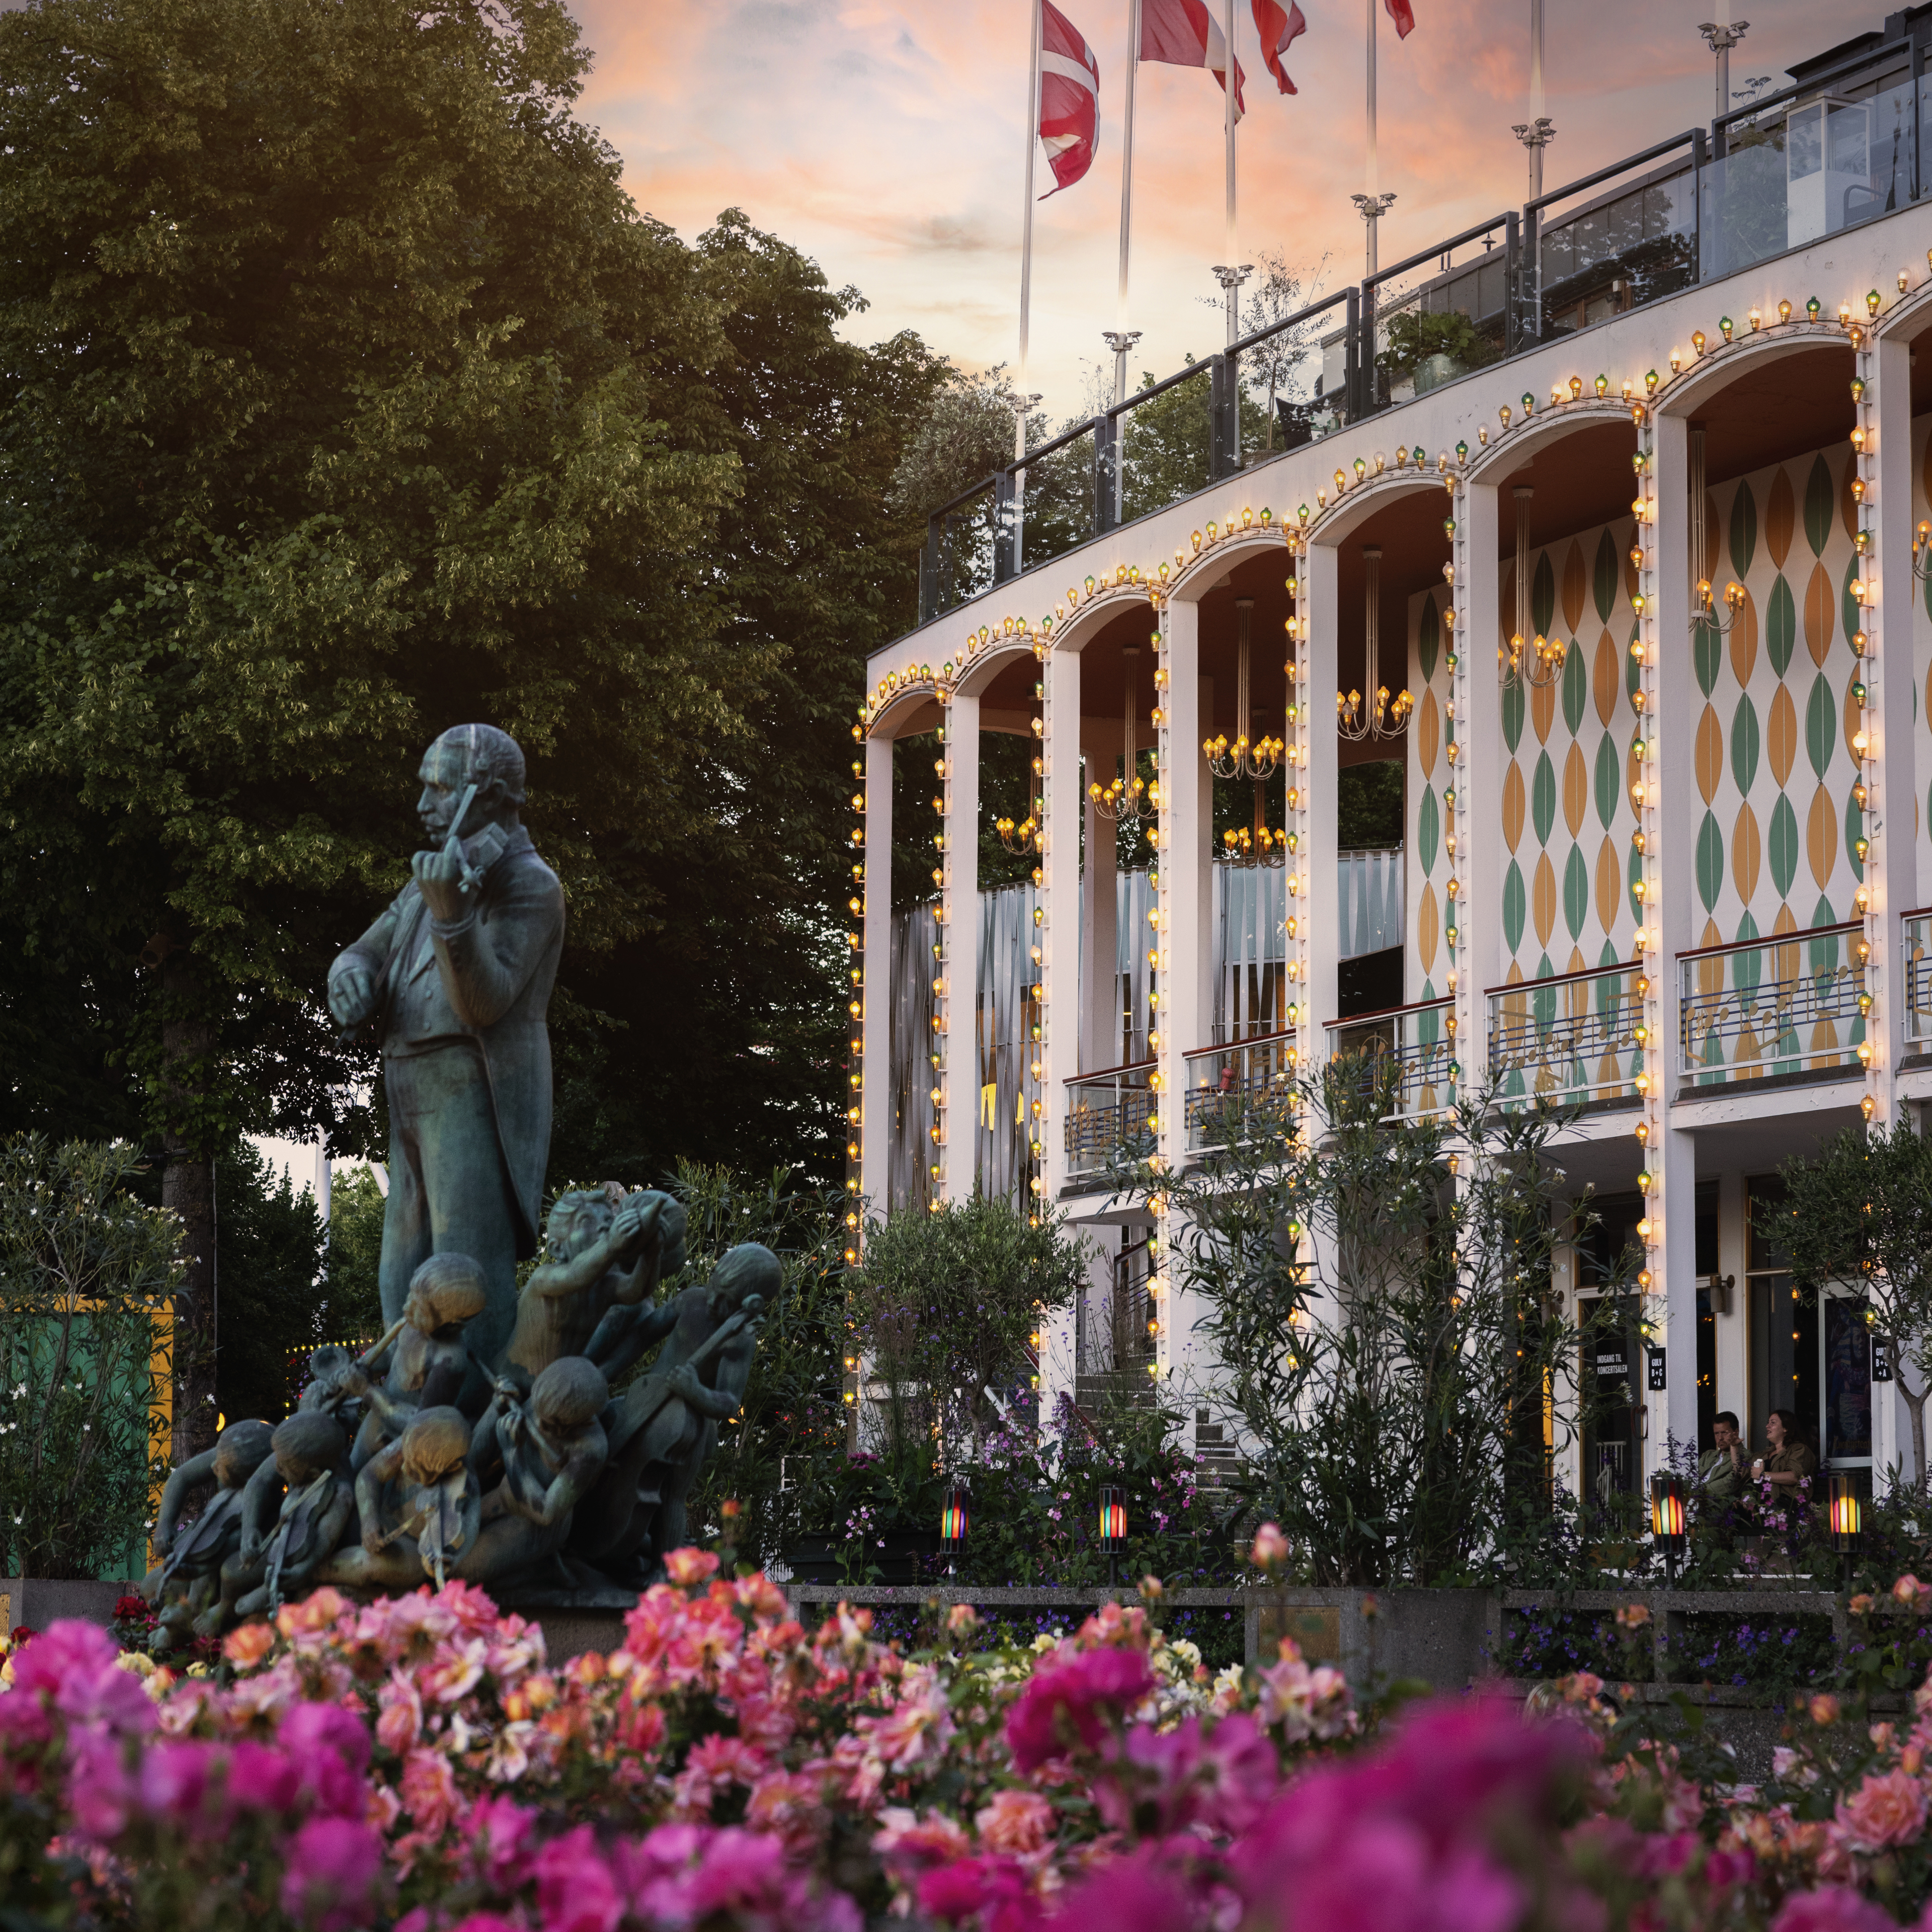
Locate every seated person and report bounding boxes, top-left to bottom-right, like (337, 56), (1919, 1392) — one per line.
(1698, 1410), (1749, 1512)
(460, 1356), (611, 1588)
(141, 1419), (277, 1654)
(323, 1406), (478, 1593)
(235, 1412), (357, 1620)
(507, 1187), (684, 1380)
(1749, 1408), (1819, 1508)
(333, 1254), (487, 1470)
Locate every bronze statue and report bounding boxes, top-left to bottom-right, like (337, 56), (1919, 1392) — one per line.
(329, 1252), (488, 1469)
(506, 1188), (684, 1379)
(233, 1413), (356, 1620)
(141, 1420), (276, 1653)
(326, 725), (565, 1377)
(324, 1406), (478, 1592)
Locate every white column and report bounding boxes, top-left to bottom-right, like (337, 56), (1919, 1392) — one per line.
(1716, 1169), (1749, 1429)
(1156, 597), (1202, 1175)
(1302, 541), (1340, 1058)
(1867, 329), (1913, 1478)
(859, 732), (894, 1221)
(1081, 762), (1118, 1071)
(942, 691), (981, 1205)
(1650, 407), (1701, 1467)
(1456, 477), (1503, 1084)
(1038, 634), (1084, 1412)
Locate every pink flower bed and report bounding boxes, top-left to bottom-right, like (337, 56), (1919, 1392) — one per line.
(5, 1545), (1932, 1930)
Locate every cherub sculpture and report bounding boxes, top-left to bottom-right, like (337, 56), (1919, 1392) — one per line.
(141, 1420), (277, 1654)
(506, 1188), (684, 1380)
(323, 1406), (478, 1591)
(236, 1412), (357, 1619)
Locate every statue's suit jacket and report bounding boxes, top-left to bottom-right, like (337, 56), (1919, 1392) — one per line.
(330, 826), (564, 1258)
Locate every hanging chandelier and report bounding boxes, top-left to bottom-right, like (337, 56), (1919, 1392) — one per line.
(1204, 599), (1284, 778)
(1688, 427), (1746, 636)
(1090, 641), (1151, 827)
(1220, 823), (1290, 866)
(1502, 486), (1563, 689)
(1338, 545), (1415, 739)
(995, 811), (1038, 855)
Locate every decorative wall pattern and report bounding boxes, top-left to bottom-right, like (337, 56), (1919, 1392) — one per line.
(1406, 587), (1454, 1006)
(1911, 413), (1932, 907)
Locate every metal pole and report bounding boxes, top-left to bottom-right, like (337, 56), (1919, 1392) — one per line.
(1698, 20), (1750, 126)
(1116, 0), (1140, 400)
(1224, 0), (1237, 342)
(1511, 0), (1555, 204)
(1016, 0), (1041, 570)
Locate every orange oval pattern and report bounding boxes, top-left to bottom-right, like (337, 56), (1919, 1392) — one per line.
(1562, 540), (1586, 637)
(1729, 585), (1758, 687)
(1417, 687), (1440, 777)
(1695, 704), (1723, 805)
(1768, 683), (1798, 786)
(1804, 559), (1835, 666)
(1531, 671), (1557, 744)
(1563, 741), (1588, 838)
(1806, 782), (1837, 890)
(1766, 465), (1795, 569)
(1417, 882), (1438, 973)
(1595, 835), (1622, 935)
(1502, 761), (1526, 851)
(1593, 630), (1620, 726)
(1732, 800), (1761, 904)
(1533, 852), (1557, 948)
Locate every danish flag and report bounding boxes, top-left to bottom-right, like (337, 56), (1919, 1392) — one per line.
(1251, 0), (1307, 94)
(1039, 1), (1101, 195)
(1140, 0), (1247, 119)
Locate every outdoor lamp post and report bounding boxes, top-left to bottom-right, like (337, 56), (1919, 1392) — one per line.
(940, 1486), (970, 1575)
(1828, 1474), (1864, 1584)
(1650, 1472), (1687, 1587)
(1098, 1485), (1126, 1587)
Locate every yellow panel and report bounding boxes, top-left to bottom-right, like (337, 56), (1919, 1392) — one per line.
(1533, 852), (1557, 949)
(1595, 835), (1622, 934)
(1804, 559), (1835, 666)
(1417, 686), (1440, 778)
(1768, 683), (1798, 787)
(1563, 742), (1588, 837)
(1729, 585), (1758, 687)
(1417, 882), (1438, 973)
(1502, 760), (1526, 851)
(1593, 630), (1620, 727)
(1766, 465), (1795, 569)
(1732, 800), (1761, 905)
(1807, 782), (1837, 890)
(1695, 704), (1723, 805)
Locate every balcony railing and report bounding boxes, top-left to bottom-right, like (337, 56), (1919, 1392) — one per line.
(1182, 1028), (1300, 1153)
(1905, 910), (1932, 1047)
(1678, 922), (1867, 1087)
(1324, 998), (1456, 1120)
(1063, 1059), (1157, 1181)
(910, 24), (1931, 629)
(1488, 959), (1647, 1108)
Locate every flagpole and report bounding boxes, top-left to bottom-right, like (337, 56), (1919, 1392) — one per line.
(1110, 0), (1141, 406)
(1224, 0), (1236, 336)
(1018, 0), (1041, 456)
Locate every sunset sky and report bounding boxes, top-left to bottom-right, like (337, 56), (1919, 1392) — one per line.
(571, 1), (1844, 425)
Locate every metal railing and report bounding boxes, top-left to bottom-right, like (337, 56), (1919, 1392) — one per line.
(1677, 923), (1867, 1087)
(910, 26), (1932, 628)
(1323, 997), (1456, 1119)
(1063, 1059), (1157, 1180)
(1182, 1028), (1300, 1152)
(1487, 959), (1647, 1108)
(1904, 909), (1932, 1046)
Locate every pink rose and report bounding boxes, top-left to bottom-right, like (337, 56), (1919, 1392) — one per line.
(1834, 1767), (1927, 1853)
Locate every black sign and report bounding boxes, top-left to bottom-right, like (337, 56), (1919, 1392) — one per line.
(1646, 1347), (1667, 1391)
(1873, 1332), (1895, 1383)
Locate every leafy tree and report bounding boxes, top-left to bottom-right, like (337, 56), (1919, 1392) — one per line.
(211, 1141), (327, 1433)
(0, 1138), (176, 1579)
(322, 1166), (388, 1347)
(1767, 1122), (1932, 1478)
(1154, 1066), (1609, 1585)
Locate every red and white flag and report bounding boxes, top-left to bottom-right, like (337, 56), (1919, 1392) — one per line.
(1139, 0), (1247, 120)
(1385, 0), (1415, 39)
(1251, 0), (1306, 94)
(1038, 0), (1101, 195)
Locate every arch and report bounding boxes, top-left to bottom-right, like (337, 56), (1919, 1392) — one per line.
(1299, 469), (1456, 550)
(1870, 277), (1932, 347)
(1152, 525), (1291, 604)
(951, 636), (1043, 700)
(1462, 395), (1642, 487)
(1646, 324), (1851, 421)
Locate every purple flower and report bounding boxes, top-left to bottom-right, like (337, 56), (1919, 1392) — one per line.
(280, 1816), (386, 1932)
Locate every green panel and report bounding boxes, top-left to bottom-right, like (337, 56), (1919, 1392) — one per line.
(1768, 792), (1799, 899)
(1842, 554), (1863, 647)
(1535, 953), (1555, 996)
(1600, 937), (1621, 970)
(1729, 692), (1760, 795)
(1804, 453), (1834, 557)
(1627, 620), (1643, 697)
(1532, 750), (1556, 846)
(1593, 527), (1618, 622)
(1694, 615), (1721, 698)
(1503, 861), (1526, 953)
(1563, 845), (1588, 940)
(1502, 677), (1524, 752)
(1627, 842), (1645, 924)
(1532, 550), (1556, 637)
(1418, 784), (1439, 873)
(1766, 573), (1796, 676)
(1810, 901), (1838, 966)
(1728, 478), (1757, 578)
(1562, 637), (1586, 734)
(1419, 595), (1439, 683)
(1805, 671), (1837, 779)
(1733, 909), (1762, 992)
(1844, 785), (1865, 881)
(1695, 810), (1724, 913)
(1594, 733), (1621, 829)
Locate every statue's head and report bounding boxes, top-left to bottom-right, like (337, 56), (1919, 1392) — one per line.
(544, 1189), (613, 1264)
(530, 1356), (609, 1433)
(405, 1252), (488, 1334)
(417, 723), (526, 844)
(212, 1418), (277, 1487)
(708, 1242), (781, 1313)
(272, 1411), (347, 1484)
(400, 1407), (471, 1485)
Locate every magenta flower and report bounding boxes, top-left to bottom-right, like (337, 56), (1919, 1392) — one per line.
(279, 1816), (386, 1932)
(1006, 1647), (1156, 1772)
(1771, 1889), (1901, 1932)
(533, 1824), (623, 1932)
(10, 1619), (155, 1739)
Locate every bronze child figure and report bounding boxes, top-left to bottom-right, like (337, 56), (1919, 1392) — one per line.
(235, 1413), (357, 1619)
(506, 1187), (684, 1380)
(140, 1419), (277, 1654)
(332, 1253), (488, 1470)
(326, 1406), (478, 1592)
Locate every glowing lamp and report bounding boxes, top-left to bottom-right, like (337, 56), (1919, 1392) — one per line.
(1650, 1473), (1687, 1552)
(940, 1486), (970, 1547)
(1828, 1473), (1863, 1555)
(1098, 1486), (1128, 1548)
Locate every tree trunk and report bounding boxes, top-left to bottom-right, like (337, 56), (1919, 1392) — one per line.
(1902, 1371), (1928, 1487)
(160, 948), (219, 1462)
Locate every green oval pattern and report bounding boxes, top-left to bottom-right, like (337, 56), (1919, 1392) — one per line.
(1844, 786), (1864, 881)
(1418, 785), (1439, 873)
(1532, 551), (1556, 637)
(1502, 678), (1524, 753)
(1766, 573), (1796, 676)
(1594, 733), (1621, 830)
(1593, 528), (1618, 622)
(1733, 909), (1761, 990)
(1696, 810), (1724, 913)
(1532, 751), (1556, 846)
(1503, 861), (1526, 953)
(1419, 595), (1439, 683)
(1768, 792), (1800, 899)
(1564, 846), (1587, 940)
(1805, 672), (1837, 779)
(1627, 620), (1643, 698)
(1810, 901), (1838, 964)
(1730, 692), (1760, 794)
(1694, 615), (1721, 698)
(1627, 842), (1645, 925)
(1842, 554), (1863, 647)
(1562, 638), (1586, 734)
(1729, 479), (1757, 578)
(1804, 454), (1834, 557)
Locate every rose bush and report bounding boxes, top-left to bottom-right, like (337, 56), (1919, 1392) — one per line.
(6, 1536), (1932, 1930)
